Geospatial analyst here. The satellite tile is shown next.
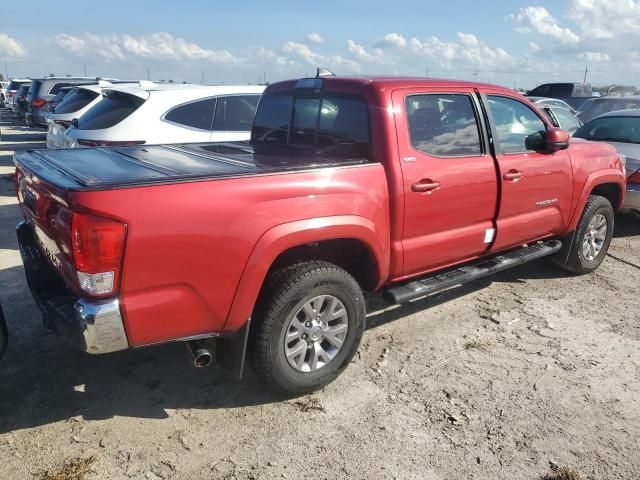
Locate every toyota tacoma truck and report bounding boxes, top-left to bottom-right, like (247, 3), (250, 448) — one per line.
(14, 75), (626, 394)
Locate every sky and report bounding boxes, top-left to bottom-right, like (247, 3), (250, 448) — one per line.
(1, 0), (639, 89)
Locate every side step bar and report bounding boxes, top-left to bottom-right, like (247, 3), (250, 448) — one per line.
(384, 240), (563, 304)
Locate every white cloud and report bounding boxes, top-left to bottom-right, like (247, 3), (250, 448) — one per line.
(569, 0), (640, 39)
(528, 41), (541, 53)
(510, 6), (580, 44)
(374, 33), (407, 49)
(282, 41), (360, 72)
(0, 33), (26, 57)
(346, 40), (384, 63)
(306, 33), (324, 44)
(54, 32), (234, 63)
(579, 51), (611, 62)
(410, 33), (511, 68)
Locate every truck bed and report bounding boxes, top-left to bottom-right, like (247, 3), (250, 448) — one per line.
(14, 142), (369, 191)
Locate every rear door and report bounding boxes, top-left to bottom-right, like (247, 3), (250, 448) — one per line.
(481, 93), (573, 251)
(392, 87), (499, 276)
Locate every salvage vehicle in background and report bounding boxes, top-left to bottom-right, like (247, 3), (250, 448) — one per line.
(12, 84), (31, 121)
(46, 81), (143, 148)
(25, 77), (113, 127)
(0, 81), (8, 107)
(574, 109), (640, 213)
(528, 96), (578, 116)
(62, 83), (265, 147)
(541, 106), (582, 135)
(527, 82), (593, 110)
(578, 96), (640, 124)
(5, 78), (30, 108)
(14, 75), (626, 394)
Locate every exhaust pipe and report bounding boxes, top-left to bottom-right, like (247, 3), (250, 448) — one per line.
(186, 340), (213, 368)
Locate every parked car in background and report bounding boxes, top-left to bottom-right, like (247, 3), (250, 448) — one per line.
(528, 96), (578, 116)
(47, 81), (143, 148)
(62, 83), (265, 147)
(12, 84), (31, 121)
(46, 86), (74, 113)
(540, 106), (583, 135)
(5, 78), (30, 107)
(577, 96), (640, 124)
(0, 81), (8, 107)
(15, 75), (625, 394)
(25, 77), (113, 127)
(574, 109), (640, 213)
(527, 82), (593, 110)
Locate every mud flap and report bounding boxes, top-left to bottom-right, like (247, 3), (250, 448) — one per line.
(216, 318), (252, 380)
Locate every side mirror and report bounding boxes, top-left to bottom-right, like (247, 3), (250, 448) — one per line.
(71, 118), (79, 129)
(546, 127), (570, 151)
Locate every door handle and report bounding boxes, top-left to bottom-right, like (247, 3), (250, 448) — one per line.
(412, 179), (441, 193)
(503, 170), (523, 181)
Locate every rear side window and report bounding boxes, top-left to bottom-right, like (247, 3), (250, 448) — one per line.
(405, 94), (483, 157)
(551, 108), (581, 134)
(79, 92), (145, 130)
(49, 83), (75, 95)
(164, 98), (215, 130)
(55, 89), (99, 114)
(252, 93), (370, 159)
(212, 95), (260, 131)
(487, 95), (547, 153)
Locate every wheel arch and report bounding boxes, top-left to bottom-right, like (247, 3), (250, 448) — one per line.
(222, 215), (389, 335)
(567, 170), (625, 231)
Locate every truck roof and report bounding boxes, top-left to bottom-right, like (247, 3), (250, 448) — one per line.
(267, 76), (515, 95)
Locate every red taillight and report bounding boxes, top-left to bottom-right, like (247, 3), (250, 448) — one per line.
(54, 120), (71, 128)
(7, 92), (14, 98)
(629, 170), (640, 185)
(31, 98), (47, 108)
(77, 139), (146, 147)
(71, 212), (126, 297)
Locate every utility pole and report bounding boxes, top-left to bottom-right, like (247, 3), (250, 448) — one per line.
(473, 70), (479, 82)
(146, 68), (150, 81)
(83, 64), (87, 76)
(583, 65), (588, 84)
(201, 70), (205, 84)
(4, 61), (8, 80)
(263, 72), (266, 84)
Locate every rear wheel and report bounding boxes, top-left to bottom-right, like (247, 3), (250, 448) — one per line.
(554, 195), (614, 274)
(251, 261), (365, 395)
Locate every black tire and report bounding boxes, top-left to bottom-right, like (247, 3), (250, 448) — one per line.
(251, 261), (366, 395)
(554, 195), (614, 274)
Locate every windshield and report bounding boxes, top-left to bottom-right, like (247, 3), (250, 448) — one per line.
(574, 116), (640, 144)
(54, 89), (99, 114)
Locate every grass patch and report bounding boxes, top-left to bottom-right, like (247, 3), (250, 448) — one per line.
(41, 456), (96, 480)
(463, 339), (491, 352)
(542, 463), (583, 480)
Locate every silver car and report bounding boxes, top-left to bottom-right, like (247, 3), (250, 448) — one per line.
(574, 109), (640, 212)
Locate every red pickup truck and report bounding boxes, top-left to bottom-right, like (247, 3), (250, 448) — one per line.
(14, 75), (626, 394)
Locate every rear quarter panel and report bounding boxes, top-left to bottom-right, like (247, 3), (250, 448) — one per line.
(70, 165), (390, 346)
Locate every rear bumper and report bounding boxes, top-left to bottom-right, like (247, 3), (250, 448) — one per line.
(16, 221), (129, 354)
(624, 184), (640, 211)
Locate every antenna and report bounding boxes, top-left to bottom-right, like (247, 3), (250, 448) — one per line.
(316, 67), (336, 78)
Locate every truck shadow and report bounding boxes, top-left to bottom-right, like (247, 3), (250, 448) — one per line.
(0, 259), (570, 434)
(614, 211), (640, 238)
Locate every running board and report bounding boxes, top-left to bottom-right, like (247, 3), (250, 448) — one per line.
(384, 240), (563, 304)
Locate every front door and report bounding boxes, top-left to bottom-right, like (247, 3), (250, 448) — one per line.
(392, 88), (499, 277)
(482, 93), (573, 251)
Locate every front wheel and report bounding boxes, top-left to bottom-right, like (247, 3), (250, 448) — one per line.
(554, 195), (614, 274)
(251, 261), (366, 395)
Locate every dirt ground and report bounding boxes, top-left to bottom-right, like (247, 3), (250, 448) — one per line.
(0, 109), (639, 480)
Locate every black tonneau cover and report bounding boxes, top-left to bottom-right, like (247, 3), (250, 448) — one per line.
(14, 142), (369, 191)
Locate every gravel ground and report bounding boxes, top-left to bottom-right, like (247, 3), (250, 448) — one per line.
(0, 110), (639, 480)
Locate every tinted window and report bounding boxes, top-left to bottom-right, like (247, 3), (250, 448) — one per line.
(212, 95), (260, 131)
(49, 82), (75, 95)
(79, 92), (145, 130)
(252, 93), (370, 159)
(551, 108), (581, 134)
(574, 116), (640, 144)
(54, 89), (99, 114)
(164, 98), (215, 130)
(7, 80), (29, 91)
(252, 94), (293, 143)
(488, 96), (547, 153)
(405, 94), (482, 157)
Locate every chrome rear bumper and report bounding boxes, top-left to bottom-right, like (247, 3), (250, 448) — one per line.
(16, 221), (129, 354)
